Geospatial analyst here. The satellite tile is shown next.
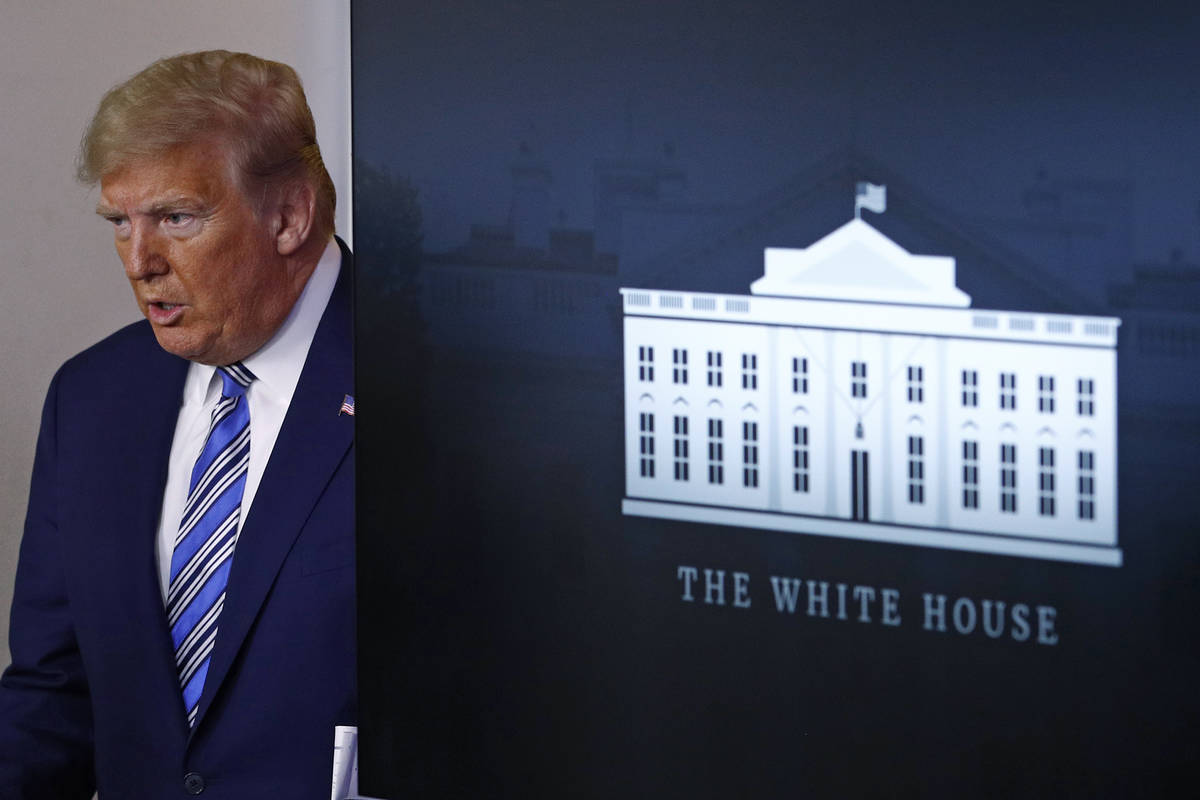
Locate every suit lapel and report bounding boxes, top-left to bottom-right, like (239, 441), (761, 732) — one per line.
(92, 331), (192, 733)
(193, 241), (354, 730)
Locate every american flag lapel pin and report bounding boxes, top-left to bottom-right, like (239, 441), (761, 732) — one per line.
(339, 394), (355, 417)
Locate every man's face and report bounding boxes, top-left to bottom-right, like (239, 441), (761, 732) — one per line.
(97, 140), (297, 365)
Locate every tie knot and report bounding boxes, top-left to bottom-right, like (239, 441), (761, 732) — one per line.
(216, 362), (255, 399)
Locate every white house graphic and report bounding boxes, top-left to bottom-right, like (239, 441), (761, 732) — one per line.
(621, 217), (1121, 566)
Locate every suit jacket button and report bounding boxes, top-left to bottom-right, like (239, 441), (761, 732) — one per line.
(183, 772), (206, 794)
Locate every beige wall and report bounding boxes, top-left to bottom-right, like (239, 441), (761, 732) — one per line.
(0, 0), (351, 669)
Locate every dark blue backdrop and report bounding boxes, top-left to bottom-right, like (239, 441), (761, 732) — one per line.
(353, 2), (1199, 795)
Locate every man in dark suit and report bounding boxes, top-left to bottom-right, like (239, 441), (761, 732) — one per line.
(0, 51), (355, 798)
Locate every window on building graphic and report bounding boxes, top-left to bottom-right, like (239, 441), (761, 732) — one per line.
(792, 425), (810, 493)
(1000, 443), (1017, 513)
(1038, 447), (1055, 516)
(962, 440), (979, 509)
(707, 351), (723, 387)
(1078, 450), (1096, 520)
(672, 349), (688, 385)
(707, 418), (724, 485)
(851, 361), (867, 399)
(638, 413), (655, 477)
(1077, 378), (1095, 416)
(1000, 372), (1017, 410)
(907, 435), (925, 504)
(907, 366), (924, 403)
(673, 415), (689, 481)
(638, 346), (654, 382)
(1038, 375), (1055, 413)
(792, 357), (809, 394)
(741, 353), (758, 390)
(962, 369), (979, 407)
(742, 421), (759, 488)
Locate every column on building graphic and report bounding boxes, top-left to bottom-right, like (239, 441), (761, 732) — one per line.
(621, 218), (1120, 562)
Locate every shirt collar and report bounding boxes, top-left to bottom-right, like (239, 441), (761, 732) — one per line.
(182, 238), (342, 406)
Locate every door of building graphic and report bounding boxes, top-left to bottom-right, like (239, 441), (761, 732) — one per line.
(851, 449), (870, 521)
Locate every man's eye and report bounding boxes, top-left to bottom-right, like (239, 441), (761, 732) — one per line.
(165, 213), (193, 225)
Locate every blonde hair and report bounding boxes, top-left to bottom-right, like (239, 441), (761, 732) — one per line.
(78, 50), (335, 238)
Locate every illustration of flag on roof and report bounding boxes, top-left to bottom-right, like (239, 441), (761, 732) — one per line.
(855, 182), (886, 218)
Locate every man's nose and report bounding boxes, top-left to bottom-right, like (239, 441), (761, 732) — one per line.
(123, 222), (169, 279)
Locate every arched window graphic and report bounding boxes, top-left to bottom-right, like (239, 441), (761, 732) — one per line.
(999, 421), (1019, 514)
(638, 411), (656, 478)
(740, 402), (760, 489)
(636, 394), (658, 478)
(1075, 429), (1097, 521)
(905, 418), (926, 505)
(1036, 428), (1057, 517)
(959, 420), (981, 509)
(669, 398), (691, 482)
(791, 407), (811, 494)
(706, 399), (726, 484)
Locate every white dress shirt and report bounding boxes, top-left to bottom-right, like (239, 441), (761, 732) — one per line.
(155, 240), (342, 599)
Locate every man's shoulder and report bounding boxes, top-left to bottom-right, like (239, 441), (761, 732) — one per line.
(55, 319), (185, 388)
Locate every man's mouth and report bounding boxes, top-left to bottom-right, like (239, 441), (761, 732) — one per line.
(147, 301), (185, 324)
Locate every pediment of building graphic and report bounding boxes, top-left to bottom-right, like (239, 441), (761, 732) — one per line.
(749, 218), (970, 307)
(627, 148), (1083, 314)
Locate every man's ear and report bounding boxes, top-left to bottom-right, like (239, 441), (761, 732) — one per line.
(273, 179), (317, 256)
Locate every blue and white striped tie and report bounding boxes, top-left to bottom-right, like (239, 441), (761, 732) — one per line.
(166, 362), (254, 727)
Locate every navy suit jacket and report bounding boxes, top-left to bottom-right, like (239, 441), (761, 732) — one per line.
(0, 241), (356, 799)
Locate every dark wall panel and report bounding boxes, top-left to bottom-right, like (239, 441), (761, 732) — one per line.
(353, 2), (1200, 796)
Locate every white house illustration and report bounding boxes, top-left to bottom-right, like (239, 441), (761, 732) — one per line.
(621, 216), (1121, 566)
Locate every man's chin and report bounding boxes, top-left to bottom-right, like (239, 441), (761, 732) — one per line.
(150, 326), (216, 364)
